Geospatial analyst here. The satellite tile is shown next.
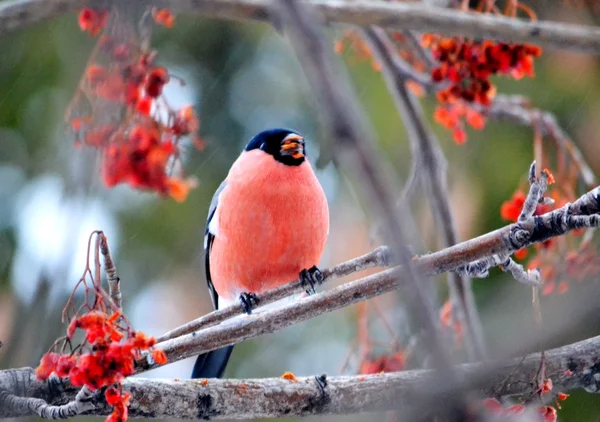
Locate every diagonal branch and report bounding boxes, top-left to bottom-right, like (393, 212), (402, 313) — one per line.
(157, 246), (391, 342)
(5, 334), (600, 419)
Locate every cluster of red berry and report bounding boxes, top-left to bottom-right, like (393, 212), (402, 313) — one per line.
(35, 232), (168, 422)
(69, 7), (201, 201)
(423, 35), (542, 143)
(36, 311), (166, 422)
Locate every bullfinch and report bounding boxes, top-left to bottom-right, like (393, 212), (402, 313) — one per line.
(191, 128), (330, 379)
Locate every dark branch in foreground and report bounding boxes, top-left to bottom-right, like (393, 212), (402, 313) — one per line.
(4, 334), (600, 419)
(274, 7), (465, 419)
(4, 0), (600, 55)
(365, 26), (486, 361)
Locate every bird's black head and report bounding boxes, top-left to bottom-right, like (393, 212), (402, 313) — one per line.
(244, 128), (306, 166)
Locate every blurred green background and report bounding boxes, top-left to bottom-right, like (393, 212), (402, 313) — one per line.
(1, 2), (600, 421)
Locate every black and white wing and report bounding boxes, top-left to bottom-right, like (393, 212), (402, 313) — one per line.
(205, 180), (227, 310)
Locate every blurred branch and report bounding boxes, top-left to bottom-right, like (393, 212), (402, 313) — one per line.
(163, 0), (600, 55)
(5, 334), (600, 419)
(3, 0), (600, 55)
(365, 27), (486, 361)
(137, 167), (600, 373)
(487, 95), (596, 187)
(272, 6), (466, 420)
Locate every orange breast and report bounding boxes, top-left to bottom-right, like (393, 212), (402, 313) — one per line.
(209, 150), (329, 300)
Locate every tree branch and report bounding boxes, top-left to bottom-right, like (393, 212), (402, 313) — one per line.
(3, 0), (600, 56)
(5, 334), (600, 419)
(365, 26), (486, 361)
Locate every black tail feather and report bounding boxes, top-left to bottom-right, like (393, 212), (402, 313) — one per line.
(191, 345), (234, 379)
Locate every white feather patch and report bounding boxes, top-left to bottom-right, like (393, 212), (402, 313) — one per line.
(208, 206), (219, 236)
(203, 200), (220, 249)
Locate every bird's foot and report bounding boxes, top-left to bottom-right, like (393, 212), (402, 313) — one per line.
(48, 373), (67, 396)
(314, 373), (328, 396)
(239, 292), (259, 315)
(299, 265), (323, 295)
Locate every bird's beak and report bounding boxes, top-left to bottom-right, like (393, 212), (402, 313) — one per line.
(280, 134), (305, 159)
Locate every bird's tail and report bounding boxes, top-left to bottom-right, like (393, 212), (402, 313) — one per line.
(191, 345), (234, 379)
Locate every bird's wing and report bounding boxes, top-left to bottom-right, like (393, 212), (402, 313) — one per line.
(205, 180), (227, 310)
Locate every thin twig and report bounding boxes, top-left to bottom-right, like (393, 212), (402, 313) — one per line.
(99, 232), (122, 310)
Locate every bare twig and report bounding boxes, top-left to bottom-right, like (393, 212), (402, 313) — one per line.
(99, 232), (122, 310)
(365, 26), (486, 361)
(500, 257), (541, 286)
(5, 334), (600, 419)
(458, 252), (542, 286)
(520, 161), (550, 221)
(401, 30), (437, 70)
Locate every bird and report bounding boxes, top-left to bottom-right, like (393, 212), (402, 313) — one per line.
(191, 128), (330, 379)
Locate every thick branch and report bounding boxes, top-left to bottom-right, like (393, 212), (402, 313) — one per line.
(5, 335), (600, 419)
(4, 0), (600, 55)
